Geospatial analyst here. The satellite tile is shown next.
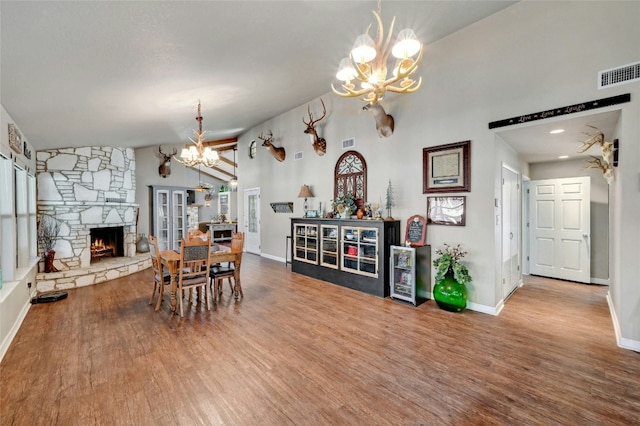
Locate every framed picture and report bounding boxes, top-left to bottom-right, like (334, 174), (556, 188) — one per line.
(8, 124), (22, 154)
(423, 140), (470, 193)
(427, 196), (466, 226)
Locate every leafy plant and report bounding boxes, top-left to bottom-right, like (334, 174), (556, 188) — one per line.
(433, 243), (472, 286)
(331, 194), (356, 216)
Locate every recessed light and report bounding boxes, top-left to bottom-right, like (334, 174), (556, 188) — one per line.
(558, 155), (569, 159)
(550, 129), (565, 134)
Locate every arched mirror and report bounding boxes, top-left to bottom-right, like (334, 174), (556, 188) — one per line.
(334, 150), (367, 201)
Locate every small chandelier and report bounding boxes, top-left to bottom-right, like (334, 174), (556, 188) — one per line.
(331, 5), (423, 105)
(174, 101), (220, 168)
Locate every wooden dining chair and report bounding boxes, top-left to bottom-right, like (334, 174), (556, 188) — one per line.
(177, 235), (212, 317)
(148, 234), (171, 311)
(209, 232), (244, 302)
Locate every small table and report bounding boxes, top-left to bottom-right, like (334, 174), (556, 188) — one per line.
(160, 246), (243, 313)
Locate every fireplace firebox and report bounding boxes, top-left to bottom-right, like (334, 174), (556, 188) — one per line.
(90, 226), (124, 261)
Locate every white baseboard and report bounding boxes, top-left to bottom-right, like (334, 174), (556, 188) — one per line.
(0, 298), (31, 362)
(261, 253), (285, 263)
(591, 277), (610, 285)
(606, 291), (640, 353)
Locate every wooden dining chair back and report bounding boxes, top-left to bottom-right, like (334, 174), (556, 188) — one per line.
(231, 232), (245, 252)
(177, 235), (212, 317)
(210, 232), (245, 302)
(148, 234), (171, 311)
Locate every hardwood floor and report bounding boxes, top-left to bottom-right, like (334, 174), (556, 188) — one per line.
(1, 255), (638, 425)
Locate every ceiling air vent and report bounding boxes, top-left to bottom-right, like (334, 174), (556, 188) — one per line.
(342, 138), (355, 150)
(294, 151), (303, 160)
(598, 61), (640, 89)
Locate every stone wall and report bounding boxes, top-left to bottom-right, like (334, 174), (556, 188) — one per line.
(36, 147), (138, 271)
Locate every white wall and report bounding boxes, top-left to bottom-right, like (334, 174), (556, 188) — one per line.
(235, 1), (640, 347)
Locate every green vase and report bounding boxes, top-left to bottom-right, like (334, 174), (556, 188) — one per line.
(434, 269), (467, 312)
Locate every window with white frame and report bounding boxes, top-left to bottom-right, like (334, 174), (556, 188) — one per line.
(15, 165), (29, 268)
(0, 155), (15, 280)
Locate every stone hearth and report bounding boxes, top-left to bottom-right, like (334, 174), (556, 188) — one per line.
(36, 254), (151, 292)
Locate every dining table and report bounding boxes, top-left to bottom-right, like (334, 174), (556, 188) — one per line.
(159, 244), (243, 313)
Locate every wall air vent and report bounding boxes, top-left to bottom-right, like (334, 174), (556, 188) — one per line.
(342, 138), (355, 150)
(598, 61), (640, 89)
(294, 151), (303, 160)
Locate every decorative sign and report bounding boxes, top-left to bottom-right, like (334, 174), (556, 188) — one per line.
(405, 215), (427, 247)
(488, 93), (630, 129)
(270, 202), (294, 213)
(23, 141), (32, 160)
(8, 124), (22, 154)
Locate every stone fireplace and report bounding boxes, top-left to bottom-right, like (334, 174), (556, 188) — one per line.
(36, 147), (138, 271)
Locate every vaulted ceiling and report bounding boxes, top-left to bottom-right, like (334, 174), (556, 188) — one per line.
(6, 1), (613, 180)
(1, 1), (516, 154)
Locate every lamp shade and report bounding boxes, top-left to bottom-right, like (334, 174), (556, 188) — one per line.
(336, 57), (357, 82)
(297, 185), (314, 198)
(391, 28), (421, 59)
(351, 34), (376, 63)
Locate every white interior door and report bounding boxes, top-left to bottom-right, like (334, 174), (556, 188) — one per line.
(244, 187), (260, 254)
(502, 165), (520, 298)
(529, 177), (591, 283)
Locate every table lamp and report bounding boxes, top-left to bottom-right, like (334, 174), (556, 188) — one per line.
(297, 184), (314, 217)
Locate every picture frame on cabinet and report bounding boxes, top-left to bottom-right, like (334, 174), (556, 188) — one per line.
(427, 196), (466, 226)
(423, 140), (470, 193)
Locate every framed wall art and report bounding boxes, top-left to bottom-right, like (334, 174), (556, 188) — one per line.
(427, 196), (466, 226)
(423, 140), (470, 193)
(8, 124), (22, 154)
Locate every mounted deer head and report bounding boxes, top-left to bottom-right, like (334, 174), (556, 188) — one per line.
(259, 131), (286, 162)
(157, 146), (177, 178)
(363, 102), (394, 138)
(303, 98), (327, 156)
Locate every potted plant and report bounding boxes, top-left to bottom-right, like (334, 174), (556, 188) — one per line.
(331, 194), (357, 219)
(433, 243), (472, 312)
(38, 215), (60, 273)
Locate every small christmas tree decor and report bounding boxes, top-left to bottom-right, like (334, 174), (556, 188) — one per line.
(385, 179), (395, 221)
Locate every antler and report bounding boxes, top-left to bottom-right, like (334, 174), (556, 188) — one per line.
(158, 146), (177, 158)
(258, 130), (273, 144)
(584, 155), (608, 173)
(578, 125), (605, 153)
(303, 99), (327, 127)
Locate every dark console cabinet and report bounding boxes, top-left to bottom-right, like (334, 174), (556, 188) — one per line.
(291, 218), (401, 298)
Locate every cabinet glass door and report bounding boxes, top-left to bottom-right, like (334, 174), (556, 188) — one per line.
(172, 191), (185, 251)
(390, 246), (415, 303)
(219, 192), (230, 216)
(320, 225), (338, 268)
(341, 226), (378, 277)
(156, 190), (170, 250)
(293, 224), (318, 264)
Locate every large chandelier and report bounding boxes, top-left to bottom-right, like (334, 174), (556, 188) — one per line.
(174, 102), (220, 168)
(331, 5), (423, 105)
